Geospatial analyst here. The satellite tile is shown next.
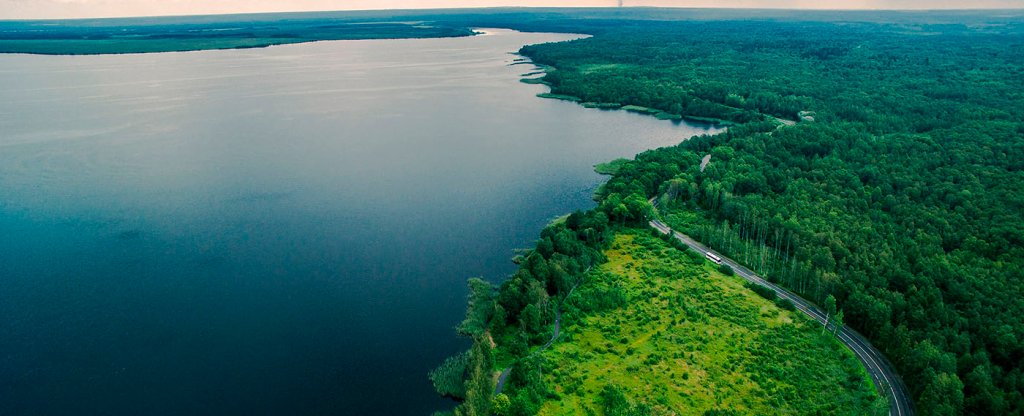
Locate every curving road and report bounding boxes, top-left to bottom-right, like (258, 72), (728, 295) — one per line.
(650, 219), (914, 416)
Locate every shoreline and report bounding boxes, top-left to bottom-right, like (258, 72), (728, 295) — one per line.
(0, 22), (478, 56)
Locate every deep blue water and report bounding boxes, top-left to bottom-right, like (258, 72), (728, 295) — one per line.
(0, 30), (721, 415)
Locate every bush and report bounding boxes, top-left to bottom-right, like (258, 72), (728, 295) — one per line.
(718, 263), (734, 276)
(670, 238), (688, 252)
(600, 384), (653, 416)
(775, 298), (796, 312)
(745, 282), (777, 301)
(429, 350), (469, 399)
(492, 394), (511, 416)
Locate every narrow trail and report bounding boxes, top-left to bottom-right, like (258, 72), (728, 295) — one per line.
(494, 272), (586, 396)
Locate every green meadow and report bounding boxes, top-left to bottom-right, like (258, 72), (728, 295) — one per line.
(537, 230), (885, 415)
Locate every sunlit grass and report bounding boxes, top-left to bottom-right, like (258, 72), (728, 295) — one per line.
(538, 230), (885, 415)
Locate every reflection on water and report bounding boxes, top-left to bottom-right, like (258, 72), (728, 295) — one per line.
(0, 30), (721, 415)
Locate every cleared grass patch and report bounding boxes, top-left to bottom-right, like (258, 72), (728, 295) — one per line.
(536, 93), (583, 102)
(579, 63), (638, 74)
(593, 158), (631, 175)
(537, 230), (885, 415)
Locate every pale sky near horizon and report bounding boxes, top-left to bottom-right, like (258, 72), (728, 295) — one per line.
(1, 0), (1021, 20)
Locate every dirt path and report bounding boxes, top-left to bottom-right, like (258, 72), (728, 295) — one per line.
(494, 272), (585, 396)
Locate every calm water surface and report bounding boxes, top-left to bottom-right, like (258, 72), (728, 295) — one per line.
(0, 30), (721, 415)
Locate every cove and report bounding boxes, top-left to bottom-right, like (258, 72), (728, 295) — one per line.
(0, 29), (722, 415)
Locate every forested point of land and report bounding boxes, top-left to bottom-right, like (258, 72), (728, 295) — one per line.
(431, 10), (1023, 416)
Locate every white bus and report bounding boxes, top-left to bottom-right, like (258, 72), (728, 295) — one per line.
(705, 252), (722, 265)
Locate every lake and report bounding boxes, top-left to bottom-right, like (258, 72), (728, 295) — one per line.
(0, 30), (721, 415)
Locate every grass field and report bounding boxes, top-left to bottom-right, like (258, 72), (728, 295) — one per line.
(593, 158), (631, 175)
(537, 230), (885, 415)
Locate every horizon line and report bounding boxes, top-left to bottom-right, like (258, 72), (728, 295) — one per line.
(3, 5), (1024, 22)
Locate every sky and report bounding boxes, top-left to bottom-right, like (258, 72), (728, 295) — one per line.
(1, 0), (1022, 20)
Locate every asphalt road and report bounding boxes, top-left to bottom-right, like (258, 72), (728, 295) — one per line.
(650, 219), (915, 416)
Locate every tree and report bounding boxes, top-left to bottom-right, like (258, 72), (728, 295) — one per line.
(429, 350), (470, 399)
(623, 194), (655, 223)
(462, 341), (494, 416)
(823, 294), (837, 334)
(918, 372), (965, 416)
(492, 394), (511, 416)
(520, 303), (542, 340)
(831, 310), (845, 336)
(458, 278), (496, 338)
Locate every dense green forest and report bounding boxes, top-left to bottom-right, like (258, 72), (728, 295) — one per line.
(507, 17), (1023, 416)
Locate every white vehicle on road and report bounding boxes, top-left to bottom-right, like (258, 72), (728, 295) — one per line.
(705, 252), (722, 265)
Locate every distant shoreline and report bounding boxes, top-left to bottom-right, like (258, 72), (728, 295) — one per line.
(0, 21), (476, 56)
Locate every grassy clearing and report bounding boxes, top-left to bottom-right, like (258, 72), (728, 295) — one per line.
(681, 115), (736, 126)
(593, 158), (631, 175)
(536, 93), (583, 102)
(547, 214), (571, 227)
(618, 105), (684, 121)
(579, 63), (637, 74)
(520, 77), (551, 85)
(581, 102), (623, 109)
(621, 105), (661, 114)
(537, 229), (885, 415)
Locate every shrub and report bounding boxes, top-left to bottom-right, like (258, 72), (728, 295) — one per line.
(775, 298), (797, 312)
(745, 282), (777, 301)
(718, 263), (734, 276)
(428, 350), (469, 399)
